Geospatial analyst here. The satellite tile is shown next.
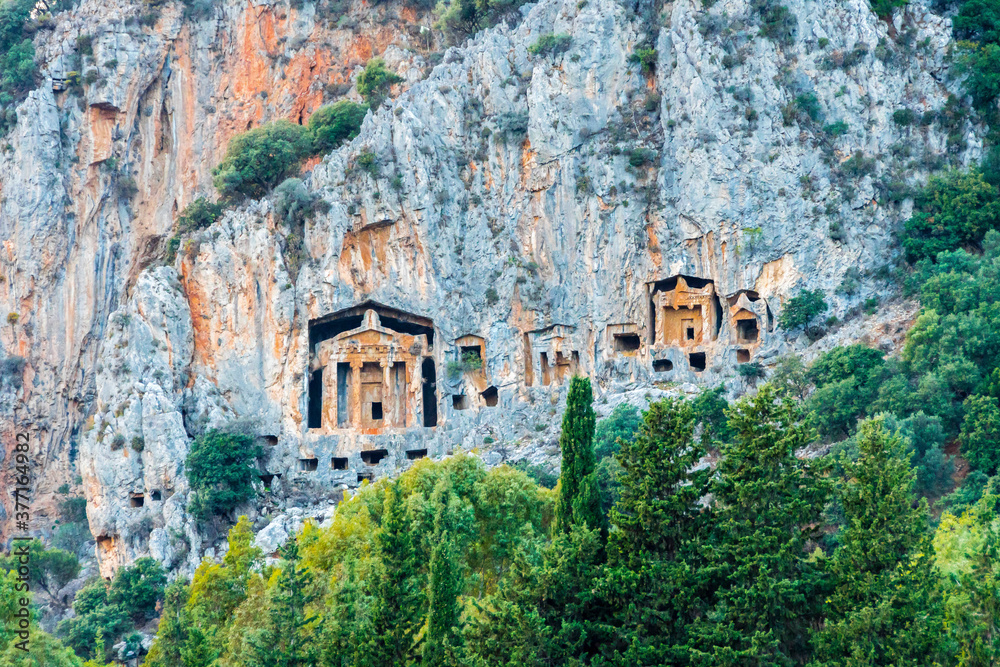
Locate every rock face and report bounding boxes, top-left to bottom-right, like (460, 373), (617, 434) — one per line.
(0, 0), (976, 574)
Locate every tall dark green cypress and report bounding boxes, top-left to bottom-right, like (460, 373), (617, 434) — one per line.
(245, 538), (318, 667)
(811, 416), (949, 666)
(554, 375), (603, 533)
(358, 480), (423, 667)
(689, 384), (829, 666)
(599, 397), (709, 665)
(423, 478), (465, 666)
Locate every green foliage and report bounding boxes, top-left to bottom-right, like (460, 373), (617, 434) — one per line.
(690, 385), (829, 663)
(307, 100), (367, 153)
(212, 120), (312, 200)
(823, 120), (848, 136)
(434, 0), (529, 45)
(511, 459), (559, 489)
(902, 169), (1000, 261)
(593, 402), (640, 460)
(629, 46), (658, 73)
(0, 539), (80, 599)
(893, 107), (917, 126)
(554, 376), (603, 534)
(779, 288), (827, 329)
(813, 416), (947, 665)
(958, 42), (1000, 113)
(356, 58), (403, 110)
(868, 0), (908, 19)
(176, 197), (223, 234)
(527, 33), (571, 56)
(961, 394), (1000, 474)
(446, 350), (483, 378)
(755, 0), (797, 47)
(59, 557), (165, 662)
(185, 428), (264, 520)
(0, 0), (38, 136)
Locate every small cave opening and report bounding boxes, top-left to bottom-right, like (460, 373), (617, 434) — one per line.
(453, 394), (469, 410)
(371, 401), (384, 421)
(299, 458), (319, 472)
(360, 449), (389, 466)
(129, 493), (144, 508)
(689, 352), (706, 372)
(737, 349), (751, 364)
(357, 471), (374, 484)
(481, 386), (498, 407)
(406, 448), (428, 460)
(422, 358), (438, 427)
(308, 368), (323, 429)
(332, 457), (348, 470)
(150, 490), (162, 501)
(737, 318), (759, 343)
(259, 474), (275, 486)
(685, 326), (695, 341)
(613, 333), (641, 352)
(653, 359), (673, 372)
(262, 435), (278, 447)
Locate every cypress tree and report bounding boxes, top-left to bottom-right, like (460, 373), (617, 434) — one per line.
(599, 397), (710, 664)
(423, 478), (465, 665)
(554, 375), (603, 533)
(245, 538), (318, 667)
(689, 384), (829, 666)
(358, 480), (423, 667)
(811, 416), (949, 666)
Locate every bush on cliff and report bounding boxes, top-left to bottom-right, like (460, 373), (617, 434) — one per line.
(356, 57), (403, 110)
(212, 120), (312, 200)
(308, 100), (367, 152)
(185, 429), (263, 521)
(902, 169), (1000, 261)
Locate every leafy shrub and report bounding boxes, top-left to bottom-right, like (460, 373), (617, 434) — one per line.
(779, 289), (827, 329)
(755, 0), (797, 47)
(446, 350), (483, 378)
(628, 147), (657, 167)
(823, 120), (848, 136)
(59, 496), (88, 524)
(485, 287), (499, 304)
(893, 108), (917, 126)
(0, 539), (80, 597)
(629, 46), (657, 73)
(131, 436), (144, 452)
(212, 121), (311, 200)
(594, 402), (641, 460)
(497, 111), (529, 142)
(961, 394), (1000, 474)
(176, 197), (223, 233)
(356, 57), (403, 110)
(902, 169), (1000, 261)
(795, 92), (823, 122)
(840, 151), (876, 178)
(528, 33), (571, 56)
(954, 0), (1000, 44)
(435, 0), (529, 44)
(510, 459), (559, 489)
(869, 0), (907, 18)
(308, 100), (367, 153)
(1, 354), (25, 387)
(111, 434), (126, 451)
(957, 43), (1000, 111)
(185, 428), (264, 520)
(273, 177), (326, 228)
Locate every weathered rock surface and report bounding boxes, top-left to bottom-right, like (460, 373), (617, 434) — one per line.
(0, 0), (977, 575)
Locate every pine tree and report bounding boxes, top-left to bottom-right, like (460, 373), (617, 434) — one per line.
(358, 480), (423, 667)
(244, 539), (318, 667)
(689, 384), (829, 666)
(554, 375), (603, 533)
(423, 532), (463, 665)
(599, 397), (710, 664)
(811, 416), (949, 666)
(140, 579), (191, 667)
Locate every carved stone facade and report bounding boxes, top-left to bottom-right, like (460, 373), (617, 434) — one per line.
(310, 309), (431, 434)
(523, 325), (580, 386)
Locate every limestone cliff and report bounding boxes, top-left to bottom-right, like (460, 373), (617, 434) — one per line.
(0, 0), (977, 575)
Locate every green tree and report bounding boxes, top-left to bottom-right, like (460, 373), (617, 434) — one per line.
(554, 376), (603, 534)
(423, 481), (465, 665)
(961, 394), (1000, 474)
(108, 557), (166, 625)
(212, 120), (312, 200)
(779, 288), (828, 330)
(176, 197), (223, 233)
(903, 169), (1000, 261)
(244, 539), (318, 667)
(593, 402), (640, 460)
(308, 100), (368, 153)
(598, 397), (710, 664)
(812, 417), (949, 665)
(185, 429), (263, 521)
(0, 539), (80, 600)
(869, 0), (907, 19)
(140, 579), (191, 667)
(689, 385), (829, 665)
(358, 481), (423, 666)
(356, 58), (403, 110)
